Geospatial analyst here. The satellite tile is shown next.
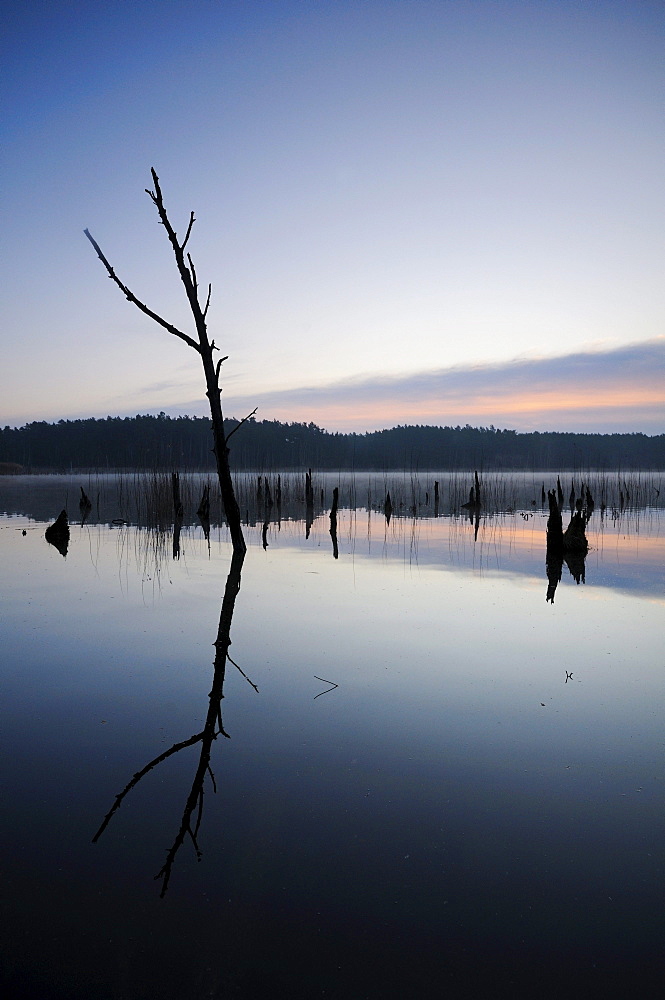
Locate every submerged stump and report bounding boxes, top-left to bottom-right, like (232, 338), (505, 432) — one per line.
(329, 486), (339, 559)
(563, 510), (589, 554)
(45, 509), (70, 557)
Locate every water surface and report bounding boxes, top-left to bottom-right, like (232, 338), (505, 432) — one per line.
(1, 472), (663, 998)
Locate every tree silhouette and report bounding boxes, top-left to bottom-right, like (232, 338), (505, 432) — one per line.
(84, 169), (253, 552)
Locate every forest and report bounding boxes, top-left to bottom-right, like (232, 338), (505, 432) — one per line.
(1, 413), (664, 472)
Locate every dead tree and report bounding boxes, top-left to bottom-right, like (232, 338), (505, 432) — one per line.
(329, 486), (339, 559)
(84, 169), (252, 554)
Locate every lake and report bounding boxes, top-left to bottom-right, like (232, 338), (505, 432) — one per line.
(1, 471), (663, 998)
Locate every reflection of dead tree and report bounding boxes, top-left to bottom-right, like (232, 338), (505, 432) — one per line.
(461, 471), (482, 541)
(172, 517), (183, 560)
(261, 479), (273, 550)
(305, 469), (314, 539)
(545, 554), (561, 604)
(564, 548), (586, 586)
(85, 170), (250, 554)
(546, 489), (565, 603)
(546, 490), (563, 550)
(92, 547), (254, 896)
(171, 473), (184, 559)
(545, 489), (589, 602)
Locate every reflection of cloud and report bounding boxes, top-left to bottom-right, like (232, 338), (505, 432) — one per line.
(221, 338), (665, 433)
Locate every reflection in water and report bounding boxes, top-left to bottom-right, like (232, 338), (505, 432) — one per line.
(171, 473), (184, 560)
(545, 488), (589, 603)
(2, 476), (664, 997)
(463, 502), (481, 541)
(459, 470), (482, 543)
(261, 480), (273, 550)
(4, 470), (663, 604)
(36, 481), (662, 609)
(546, 548), (587, 604)
(92, 547), (252, 896)
(172, 510), (183, 560)
(384, 491), (393, 523)
(196, 483), (212, 557)
(3, 469), (662, 536)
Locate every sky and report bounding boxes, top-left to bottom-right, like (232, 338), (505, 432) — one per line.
(1, 0), (664, 435)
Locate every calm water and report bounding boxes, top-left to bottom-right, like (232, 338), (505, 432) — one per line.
(1, 472), (663, 998)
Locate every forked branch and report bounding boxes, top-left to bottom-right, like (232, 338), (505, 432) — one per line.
(144, 168), (208, 343)
(83, 228), (200, 353)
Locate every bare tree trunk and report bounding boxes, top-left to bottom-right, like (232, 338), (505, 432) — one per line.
(329, 486), (339, 559)
(201, 352), (246, 553)
(84, 169), (253, 554)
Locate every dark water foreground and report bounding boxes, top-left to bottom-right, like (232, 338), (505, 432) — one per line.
(1, 474), (663, 998)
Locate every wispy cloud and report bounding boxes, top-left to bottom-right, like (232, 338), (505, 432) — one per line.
(218, 338), (665, 434)
(88, 338), (663, 434)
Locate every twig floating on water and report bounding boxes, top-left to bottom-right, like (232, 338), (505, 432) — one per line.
(314, 675), (339, 699)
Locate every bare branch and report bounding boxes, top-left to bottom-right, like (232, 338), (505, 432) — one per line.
(187, 252), (198, 294)
(225, 407), (258, 443)
(214, 355), (229, 384)
(227, 653), (259, 693)
(83, 229), (201, 353)
(181, 211), (195, 252)
(192, 787), (204, 841)
(92, 730), (205, 842)
(146, 169), (208, 342)
(203, 283), (212, 319)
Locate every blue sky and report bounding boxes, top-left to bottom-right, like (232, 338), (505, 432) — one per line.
(1, 0), (664, 433)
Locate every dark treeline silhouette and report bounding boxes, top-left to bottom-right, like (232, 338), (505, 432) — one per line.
(2, 413), (664, 471)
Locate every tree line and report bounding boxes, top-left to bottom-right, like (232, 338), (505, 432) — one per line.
(1, 413), (664, 471)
